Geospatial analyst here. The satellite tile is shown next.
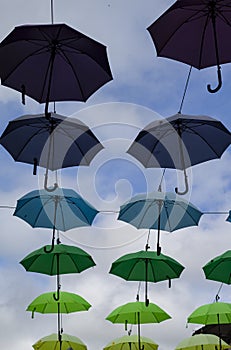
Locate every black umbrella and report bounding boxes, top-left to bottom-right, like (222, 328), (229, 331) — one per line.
(0, 23), (113, 114)
(147, 0), (231, 93)
(0, 113), (103, 190)
(127, 113), (231, 194)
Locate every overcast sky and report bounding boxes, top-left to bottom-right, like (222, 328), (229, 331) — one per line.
(0, 1), (231, 350)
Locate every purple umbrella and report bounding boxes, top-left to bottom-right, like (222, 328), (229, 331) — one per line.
(147, 0), (231, 93)
(0, 23), (113, 114)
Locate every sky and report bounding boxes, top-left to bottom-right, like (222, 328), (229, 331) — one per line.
(0, 1), (231, 350)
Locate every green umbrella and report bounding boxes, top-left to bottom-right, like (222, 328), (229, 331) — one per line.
(187, 302), (231, 350)
(20, 243), (96, 300)
(109, 249), (184, 306)
(26, 291), (91, 315)
(187, 302), (231, 325)
(106, 301), (171, 350)
(27, 291), (91, 347)
(103, 334), (159, 350)
(33, 333), (87, 350)
(175, 334), (230, 350)
(202, 250), (231, 284)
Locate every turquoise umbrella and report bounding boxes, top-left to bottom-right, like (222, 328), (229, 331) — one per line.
(118, 191), (202, 254)
(14, 187), (98, 252)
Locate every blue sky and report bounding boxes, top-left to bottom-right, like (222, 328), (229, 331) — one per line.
(0, 1), (231, 350)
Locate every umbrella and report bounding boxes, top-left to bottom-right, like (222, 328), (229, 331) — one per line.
(193, 324), (231, 345)
(27, 290), (91, 344)
(0, 113), (103, 190)
(203, 250), (231, 284)
(106, 301), (171, 350)
(33, 333), (87, 350)
(109, 249), (185, 306)
(226, 210), (231, 223)
(175, 334), (230, 350)
(127, 113), (231, 194)
(26, 290), (91, 315)
(147, 0), (231, 93)
(187, 302), (231, 325)
(187, 302), (231, 350)
(103, 334), (159, 350)
(13, 187), (98, 251)
(0, 23), (113, 113)
(118, 190), (202, 253)
(20, 243), (96, 300)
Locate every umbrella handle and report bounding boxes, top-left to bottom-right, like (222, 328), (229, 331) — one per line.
(44, 172), (58, 192)
(207, 66), (222, 93)
(53, 289), (60, 301)
(175, 168), (189, 195)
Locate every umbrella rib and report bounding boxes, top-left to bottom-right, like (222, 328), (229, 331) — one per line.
(65, 197), (95, 226)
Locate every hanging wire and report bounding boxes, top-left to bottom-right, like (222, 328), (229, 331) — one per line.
(178, 66), (192, 114)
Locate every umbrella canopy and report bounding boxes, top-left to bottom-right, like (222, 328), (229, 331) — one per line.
(226, 210), (231, 223)
(20, 243), (96, 301)
(106, 301), (171, 324)
(187, 302), (231, 325)
(175, 334), (230, 350)
(14, 187), (98, 250)
(203, 250), (231, 284)
(33, 333), (87, 350)
(106, 301), (170, 350)
(127, 113), (231, 194)
(109, 250), (184, 305)
(14, 187), (98, 230)
(0, 113), (103, 175)
(0, 23), (113, 113)
(20, 243), (95, 275)
(26, 291), (91, 315)
(147, 0), (231, 93)
(103, 334), (159, 350)
(193, 324), (231, 345)
(118, 190), (202, 253)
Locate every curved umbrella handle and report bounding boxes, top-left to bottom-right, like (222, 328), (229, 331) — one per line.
(207, 66), (222, 93)
(44, 229), (55, 253)
(53, 289), (60, 301)
(175, 168), (189, 195)
(44, 173), (58, 192)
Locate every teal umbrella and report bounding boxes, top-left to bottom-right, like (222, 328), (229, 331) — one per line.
(14, 187), (98, 251)
(118, 191), (202, 254)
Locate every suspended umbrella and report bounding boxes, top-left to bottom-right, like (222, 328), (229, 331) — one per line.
(203, 250), (231, 285)
(187, 302), (231, 350)
(20, 243), (96, 300)
(175, 334), (230, 350)
(0, 23), (113, 114)
(226, 211), (231, 223)
(14, 187), (99, 252)
(27, 291), (91, 345)
(127, 114), (231, 194)
(103, 334), (159, 350)
(0, 113), (103, 191)
(33, 333), (87, 350)
(109, 249), (185, 306)
(118, 190), (202, 254)
(147, 0), (231, 93)
(193, 324), (231, 345)
(106, 300), (171, 350)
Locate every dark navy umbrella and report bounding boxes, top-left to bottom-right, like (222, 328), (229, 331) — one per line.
(0, 112), (103, 191)
(14, 187), (99, 252)
(0, 23), (113, 114)
(127, 113), (231, 194)
(147, 0), (231, 93)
